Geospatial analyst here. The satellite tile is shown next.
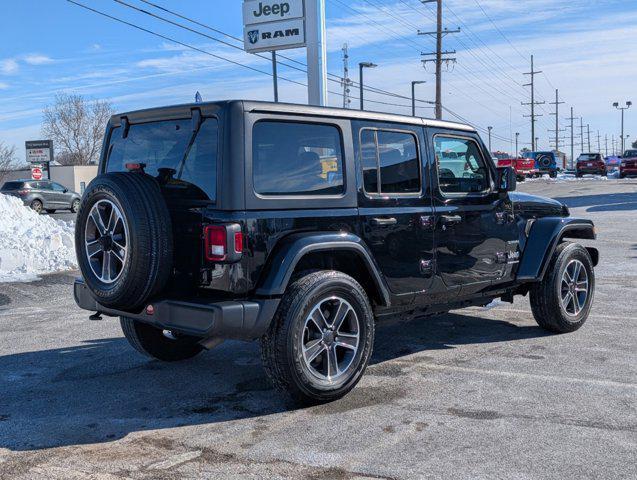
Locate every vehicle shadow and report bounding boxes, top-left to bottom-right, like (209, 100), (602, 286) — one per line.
(0, 311), (549, 451)
(553, 192), (637, 212)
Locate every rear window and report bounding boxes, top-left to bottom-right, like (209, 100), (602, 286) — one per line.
(253, 121), (344, 196)
(578, 154), (600, 161)
(1, 181), (26, 190)
(624, 150), (637, 158)
(106, 118), (218, 202)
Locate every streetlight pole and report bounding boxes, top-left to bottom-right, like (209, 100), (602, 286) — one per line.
(359, 62), (377, 111)
(487, 126), (493, 153)
(515, 132), (519, 157)
(613, 101), (632, 154)
(411, 81), (426, 117)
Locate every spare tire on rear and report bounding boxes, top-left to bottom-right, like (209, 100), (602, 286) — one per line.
(75, 172), (173, 311)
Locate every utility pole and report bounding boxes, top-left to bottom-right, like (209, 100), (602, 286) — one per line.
(548, 89), (565, 154)
(596, 130), (601, 153)
(488, 126), (493, 152)
(522, 55), (545, 152)
(341, 44), (352, 109)
(580, 117), (585, 154)
(587, 124), (591, 152)
(612, 134), (616, 155)
(605, 134), (608, 157)
(566, 107), (576, 168)
(419, 0), (459, 120)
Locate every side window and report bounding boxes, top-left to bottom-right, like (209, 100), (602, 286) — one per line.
(253, 121), (344, 196)
(51, 183), (66, 192)
(38, 182), (53, 191)
(434, 136), (490, 194)
(360, 129), (421, 195)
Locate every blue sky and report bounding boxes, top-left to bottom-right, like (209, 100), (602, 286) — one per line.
(1, 0), (636, 159)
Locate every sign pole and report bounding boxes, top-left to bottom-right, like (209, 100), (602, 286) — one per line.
(272, 51), (279, 102)
(306, 0), (327, 106)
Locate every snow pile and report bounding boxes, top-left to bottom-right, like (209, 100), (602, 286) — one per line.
(0, 193), (77, 282)
(526, 173), (610, 183)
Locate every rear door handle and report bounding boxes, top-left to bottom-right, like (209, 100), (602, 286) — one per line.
(371, 217), (397, 226)
(440, 215), (462, 226)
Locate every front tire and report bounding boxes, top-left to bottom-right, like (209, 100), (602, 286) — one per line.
(261, 271), (375, 405)
(30, 199), (43, 213)
(120, 317), (203, 362)
(530, 242), (595, 333)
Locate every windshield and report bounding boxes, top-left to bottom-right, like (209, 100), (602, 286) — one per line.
(623, 150), (637, 158)
(578, 154), (599, 161)
(106, 118), (218, 202)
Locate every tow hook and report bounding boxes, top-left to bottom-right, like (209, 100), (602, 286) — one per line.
(89, 312), (103, 321)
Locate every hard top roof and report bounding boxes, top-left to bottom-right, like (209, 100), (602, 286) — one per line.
(111, 100), (476, 132)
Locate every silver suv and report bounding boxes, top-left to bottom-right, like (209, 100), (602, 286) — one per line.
(1, 179), (81, 214)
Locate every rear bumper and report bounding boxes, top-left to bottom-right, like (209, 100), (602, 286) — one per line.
(73, 278), (279, 341)
(577, 168), (605, 174)
(620, 167), (637, 176)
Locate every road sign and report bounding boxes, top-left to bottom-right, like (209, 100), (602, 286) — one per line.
(243, 0), (304, 25)
(243, 18), (306, 53)
(31, 166), (43, 181)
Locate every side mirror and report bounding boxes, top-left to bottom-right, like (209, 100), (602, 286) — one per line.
(63, 188), (68, 193)
(497, 166), (516, 193)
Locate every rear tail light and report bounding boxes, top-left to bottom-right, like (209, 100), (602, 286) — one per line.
(204, 224), (243, 262)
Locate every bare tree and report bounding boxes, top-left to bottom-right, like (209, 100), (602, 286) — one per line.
(0, 141), (18, 185)
(42, 93), (114, 166)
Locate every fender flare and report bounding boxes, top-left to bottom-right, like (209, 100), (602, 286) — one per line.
(517, 217), (598, 282)
(255, 232), (391, 306)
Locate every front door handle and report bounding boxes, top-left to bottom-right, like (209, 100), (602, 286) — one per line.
(440, 215), (462, 226)
(371, 217), (397, 226)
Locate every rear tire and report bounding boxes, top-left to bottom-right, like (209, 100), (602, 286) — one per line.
(261, 271), (375, 405)
(530, 242), (594, 333)
(120, 317), (203, 362)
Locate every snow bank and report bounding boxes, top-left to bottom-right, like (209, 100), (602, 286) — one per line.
(525, 173), (610, 183)
(0, 193), (77, 282)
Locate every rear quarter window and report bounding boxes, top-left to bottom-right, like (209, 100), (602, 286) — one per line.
(252, 121), (344, 196)
(106, 118), (218, 202)
(1, 181), (25, 190)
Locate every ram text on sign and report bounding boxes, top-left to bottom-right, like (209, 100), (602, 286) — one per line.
(242, 0), (304, 26)
(243, 18), (305, 53)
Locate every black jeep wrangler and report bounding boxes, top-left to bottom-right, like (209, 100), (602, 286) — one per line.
(74, 101), (598, 404)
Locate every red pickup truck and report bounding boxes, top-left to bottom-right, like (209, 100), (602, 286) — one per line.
(496, 157), (536, 181)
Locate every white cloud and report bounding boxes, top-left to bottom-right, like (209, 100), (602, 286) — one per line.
(0, 59), (19, 74)
(0, 82), (9, 90)
(23, 54), (54, 65)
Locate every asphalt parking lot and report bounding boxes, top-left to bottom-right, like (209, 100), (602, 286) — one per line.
(0, 178), (635, 479)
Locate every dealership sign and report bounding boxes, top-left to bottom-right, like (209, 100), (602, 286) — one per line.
(26, 140), (53, 164)
(243, 0), (306, 53)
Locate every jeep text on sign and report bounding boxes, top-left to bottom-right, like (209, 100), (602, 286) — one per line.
(242, 0), (304, 26)
(243, 18), (306, 53)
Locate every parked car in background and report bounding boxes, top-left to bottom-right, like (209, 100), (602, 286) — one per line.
(523, 151), (559, 178)
(496, 157), (536, 181)
(604, 156), (622, 169)
(576, 153), (606, 177)
(620, 150), (637, 178)
(0, 179), (81, 214)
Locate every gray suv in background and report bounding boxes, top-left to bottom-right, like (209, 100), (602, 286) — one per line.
(1, 179), (81, 214)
